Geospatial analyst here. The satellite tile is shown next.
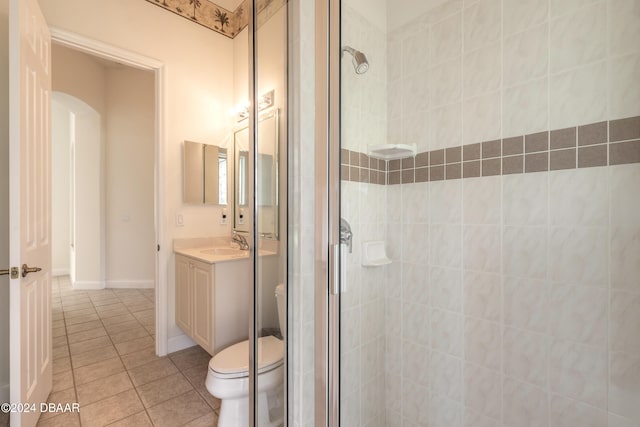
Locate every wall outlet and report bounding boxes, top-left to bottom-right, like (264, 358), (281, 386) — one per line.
(176, 213), (184, 227)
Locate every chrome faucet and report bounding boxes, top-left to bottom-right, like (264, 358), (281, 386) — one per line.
(340, 218), (353, 253)
(232, 232), (250, 250)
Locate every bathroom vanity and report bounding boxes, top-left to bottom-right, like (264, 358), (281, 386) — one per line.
(174, 239), (252, 356)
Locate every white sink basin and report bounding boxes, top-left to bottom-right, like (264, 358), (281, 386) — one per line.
(200, 248), (247, 257)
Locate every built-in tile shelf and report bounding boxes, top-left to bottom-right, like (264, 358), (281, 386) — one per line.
(368, 143), (417, 160)
(341, 116), (640, 185)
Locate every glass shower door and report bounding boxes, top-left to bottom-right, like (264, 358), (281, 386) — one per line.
(252, 0), (288, 425)
(338, 1), (389, 425)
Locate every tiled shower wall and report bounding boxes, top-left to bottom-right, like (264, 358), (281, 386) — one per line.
(384, 0), (640, 426)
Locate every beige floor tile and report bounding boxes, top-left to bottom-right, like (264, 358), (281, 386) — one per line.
(183, 411), (219, 427)
(120, 347), (163, 370)
(106, 411), (153, 427)
(128, 358), (178, 387)
(52, 319), (65, 329)
(36, 411), (80, 427)
(52, 312), (64, 321)
(52, 327), (66, 338)
(98, 306), (135, 320)
(64, 307), (96, 318)
(101, 313), (136, 326)
(71, 345), (118, 369)
(67, 326), (107, 344)
(65, 320), (103, 335)
(95, 302), (126, 311)
(132, 309), (154, 319)
(178, 365), (221, 410)
(52, 334), (68, 349)
(181, 365), (208, 389)
(61, 298), (91, 308)
(120, 296), (150, 306)
(68, 335), (113, 356)
(39, 387), (77, 421)
(126, 301), (155, 313)
(62, 301), (94, 311)
(61, 294), (90, 302)
(53, 356), (71, 374)
(113, 289), (143, 296)
(53, 345), (70, 361)
(115, 336), (154, 356)
(64, 313), (100, 326)
(137, 372), (194, 408)
(74, 357), (125, 386)
(52, 370), (74, 393)
(103, 319), (143, 335)
(170, 346), (212, 372)
(147, 390), (213, 427)
(76, 371), (133, 406)
(86, 289), (114, 296)
(109, 327), (151, 344)
(79, 389), (144, 427)
(195, 385), (221, 411)
(91, 297), (121, 307)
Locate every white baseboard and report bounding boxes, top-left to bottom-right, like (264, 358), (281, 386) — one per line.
(106, 280), (154, 289)
(72, 281), (104, 290)
(167, 334), (197, 354)
(52, 268), (70, 277)
(0, 382), (9, 404)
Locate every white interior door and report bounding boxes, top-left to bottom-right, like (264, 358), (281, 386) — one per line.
(9, 0), (52, 425)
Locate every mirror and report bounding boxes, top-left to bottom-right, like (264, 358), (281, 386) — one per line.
(183, 141), (228, 205)
(234, 109), (279, 239)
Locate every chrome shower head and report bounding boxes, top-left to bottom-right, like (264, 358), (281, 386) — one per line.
(342, 46), (369, 74)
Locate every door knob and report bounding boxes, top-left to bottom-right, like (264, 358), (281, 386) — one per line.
(22, 264), (42, 278)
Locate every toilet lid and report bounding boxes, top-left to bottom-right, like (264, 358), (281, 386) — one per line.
(210, 335), (284, 378)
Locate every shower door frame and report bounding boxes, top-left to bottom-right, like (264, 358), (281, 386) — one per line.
(314, 0), (341, 425)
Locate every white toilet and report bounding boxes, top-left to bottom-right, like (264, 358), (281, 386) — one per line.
(206, 284), (286, 427)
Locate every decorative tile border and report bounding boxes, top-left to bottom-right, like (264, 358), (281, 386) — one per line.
(340, 148), (388, 185)
(341, 116), (640, 185)
(144, 0), (285, 39)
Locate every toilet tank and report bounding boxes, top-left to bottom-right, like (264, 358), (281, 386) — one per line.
(275, 284), (286, 338)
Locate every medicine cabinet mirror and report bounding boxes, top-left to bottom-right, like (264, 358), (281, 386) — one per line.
(234, 109), (279, 239)
(183, 141), (228, 205)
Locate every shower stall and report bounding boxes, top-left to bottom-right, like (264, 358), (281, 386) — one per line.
(288, 0), (640, 425)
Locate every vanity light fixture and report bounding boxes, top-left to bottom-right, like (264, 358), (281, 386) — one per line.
(236, 90), (275, 122)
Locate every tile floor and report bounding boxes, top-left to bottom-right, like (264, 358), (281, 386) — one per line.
(27, 276), (219, 427)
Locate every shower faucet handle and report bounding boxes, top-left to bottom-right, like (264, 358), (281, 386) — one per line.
(340, 218), (353, 253)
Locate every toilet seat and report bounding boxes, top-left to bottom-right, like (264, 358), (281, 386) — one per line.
(210, 335), (284, 379)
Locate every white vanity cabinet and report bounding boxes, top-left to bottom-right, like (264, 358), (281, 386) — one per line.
(175, 253), (250, 355)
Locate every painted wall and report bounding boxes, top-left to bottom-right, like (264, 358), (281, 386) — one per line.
(51, 100), (71, 276)
(104, 66), (155, 287)
(383, 0), (640, 425)
(38, 0), (235, 343)
(52, 43), (106, 115)
(0, 0), (10, 405)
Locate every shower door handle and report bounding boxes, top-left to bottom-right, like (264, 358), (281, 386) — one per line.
(330, 243), (347, 295)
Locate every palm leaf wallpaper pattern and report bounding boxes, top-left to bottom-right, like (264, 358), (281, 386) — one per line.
(145, 0), (285, 39)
